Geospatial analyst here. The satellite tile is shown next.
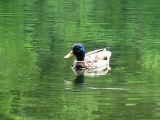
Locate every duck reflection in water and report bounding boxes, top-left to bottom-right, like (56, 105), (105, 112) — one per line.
(73, 71), (85, 84)
(64, 64), (111, 87)
(64, 44), (111, 85)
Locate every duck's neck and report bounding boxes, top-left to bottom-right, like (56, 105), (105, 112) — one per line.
(76, 53), (85, 61)
(76, 57), (84, 61)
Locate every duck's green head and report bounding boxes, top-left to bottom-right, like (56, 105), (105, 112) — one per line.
(64, 44), (85, 61)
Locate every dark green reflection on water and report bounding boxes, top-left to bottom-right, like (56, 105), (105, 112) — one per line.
(0, 0), (160, 120)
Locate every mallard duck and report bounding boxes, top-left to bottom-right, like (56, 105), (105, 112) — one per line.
(64, 44), (111, 69)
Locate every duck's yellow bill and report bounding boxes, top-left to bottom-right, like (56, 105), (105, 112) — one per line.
(64, 51), (74, 58)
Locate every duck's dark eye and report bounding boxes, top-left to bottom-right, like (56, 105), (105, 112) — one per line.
(73, 48), (82, 53)
(73, 49), (80, 54)
(76, 49), (81, 53)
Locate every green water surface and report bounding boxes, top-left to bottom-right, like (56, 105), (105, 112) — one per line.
(0, 0), (160, 120)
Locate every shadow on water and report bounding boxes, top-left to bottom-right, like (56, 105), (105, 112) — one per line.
(73, 74), (85, 84)
(64, 69), (85, 92)
(64, 66), (131, 93)
(64, 65), (111, 90)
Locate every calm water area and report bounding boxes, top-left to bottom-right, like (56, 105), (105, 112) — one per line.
(0, 0), (160, 120)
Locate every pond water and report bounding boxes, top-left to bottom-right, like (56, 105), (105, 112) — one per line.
(0, 0), (160, 120)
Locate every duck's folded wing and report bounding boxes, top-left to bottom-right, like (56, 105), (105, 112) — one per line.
(85, 48), (106, 56)
(85, 49), (111, 62)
